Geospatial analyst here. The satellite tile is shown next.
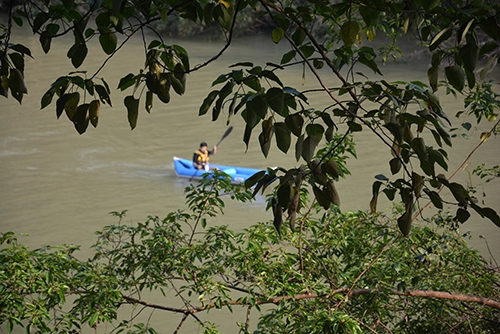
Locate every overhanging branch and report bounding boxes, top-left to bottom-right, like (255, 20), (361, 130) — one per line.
(122, 287), (500, 314)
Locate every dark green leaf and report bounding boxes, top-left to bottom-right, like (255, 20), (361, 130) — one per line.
(301, 136), (318, 162)
(281, 50), (296, 64)
(41, 89), (54, 109)
(95, 84), (112, 106)
(266, 87), (284, 115)
(248, 95), (268, 119)
(274, 122), (291, 154)
(389, 157), (402, 175)
(455, 208), (470, 223)
(482, 207), (500, 228)
(117, 73), (136, 91)
(99, 31), (117, 55)
(124, 95), (139, 130)
(285, 114), (304, 137)
(245, 170), (266, 189)
(445, 65), (465, 92)
(277, 184), (291, 208)
(73, 103), (90, 134)
(347, 120), (363, 132)
(69, 43), (88, 68)
(199, 90), (219, 116)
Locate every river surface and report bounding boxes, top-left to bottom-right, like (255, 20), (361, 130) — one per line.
(1, 24), (499, 333)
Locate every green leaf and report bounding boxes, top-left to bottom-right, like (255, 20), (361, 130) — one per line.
(68, 43), (88, 68)
(39, 34), (51, 54)
(455, 208), (470, 223)
(266, 87), (284, 115)
(274, 122), (291, 153)
(291, 27), (306, 46)
(95, 84), (112, 106)
(248, 94), (268, 119)
(313, 185), (331, 210)
(347, 120), (363, 132)
(214, 2), (233, 31)
(459, 43), (479, 73)
(124, 95), (139, 130)
(482, 207), (500, 228)
(389, 157), (402, 175)
(424, 189), (443, 209)
(89, 99), (100, 127)
(301, 136), (318, 162)
(204, 2), (214, 26)
(145, 91), (153, 113)
(56, 93), (73, 119)
(445, 65), (465, 92)
(429, 27), (452, 51)
(277, 184), (291, 208)
(244, 170), (266, 189)
(340, 21), (359, 47)
(305, 123), (324, 142)
(117, 73), (136, 91)
(199, 90), (219, 116)
(41, 89), (55, 109)
(359, 5), (380, 28)
(281, 50), (296, 64)
(99, 31), (117, 55)
(427, 66), (438, 92)
(272, 27), (285, 43)
(447, 182), (468, 206)
(295, 134), (304, 161)
(73, 103), (90, 134)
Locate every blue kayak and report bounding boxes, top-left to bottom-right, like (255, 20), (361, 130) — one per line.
(173, 156), (262, 184)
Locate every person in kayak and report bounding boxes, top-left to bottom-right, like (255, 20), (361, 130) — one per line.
(193, 142), (217, 170)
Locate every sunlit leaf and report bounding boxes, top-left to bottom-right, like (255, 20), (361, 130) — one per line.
(340, 21), (359, 47)
(272, 27), (285, 43)
(64, 92), (80, 121)
(89, 99), (100, 127)
(430, 27), (452, 51)
(480, 132), (491, 143)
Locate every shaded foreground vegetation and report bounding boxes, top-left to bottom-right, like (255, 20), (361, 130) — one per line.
(1, 173), (499, 333)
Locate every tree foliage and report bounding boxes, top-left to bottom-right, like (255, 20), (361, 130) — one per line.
(1, 0), (500, 332)
(1, 173), (499, 333)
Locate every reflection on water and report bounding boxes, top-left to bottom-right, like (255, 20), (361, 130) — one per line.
(1, 27), (499, 333)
